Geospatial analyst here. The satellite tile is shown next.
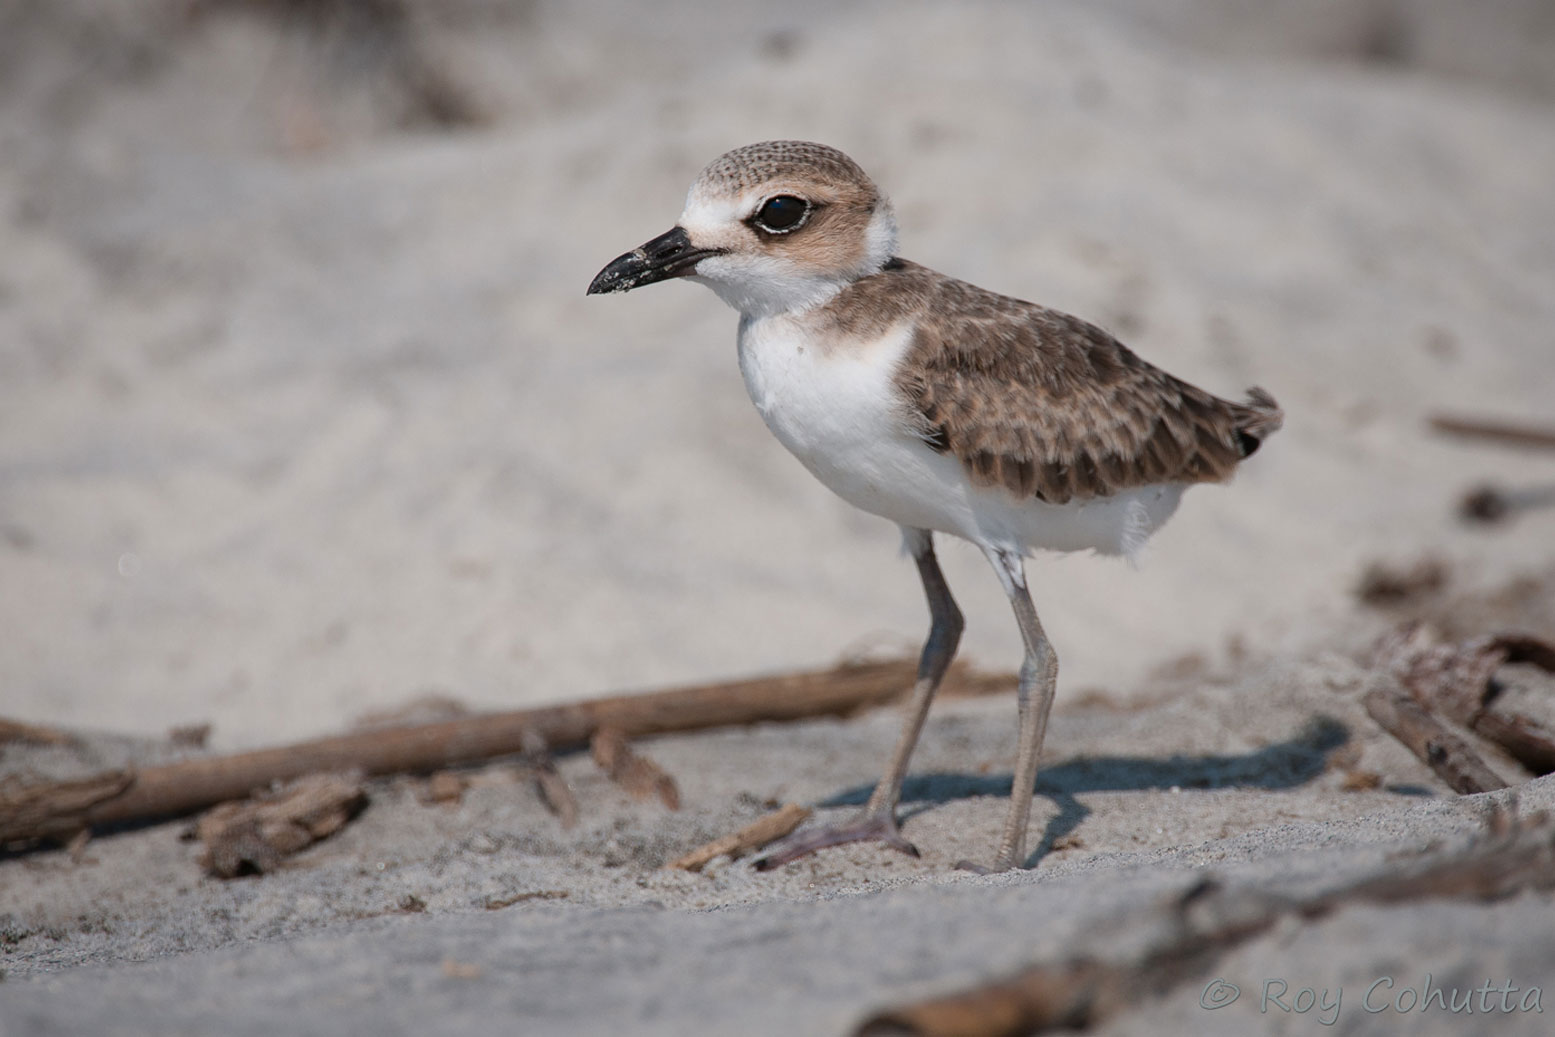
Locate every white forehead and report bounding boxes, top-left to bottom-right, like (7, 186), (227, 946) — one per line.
(678, 181), (762, 238)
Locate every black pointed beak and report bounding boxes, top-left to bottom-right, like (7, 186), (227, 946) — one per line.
(586, 227), (724, 295)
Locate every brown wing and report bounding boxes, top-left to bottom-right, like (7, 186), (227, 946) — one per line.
(858, 262), (1282, 505)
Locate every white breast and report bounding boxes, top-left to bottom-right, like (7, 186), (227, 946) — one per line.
(737, 317), (966, 527)
(734, 315), (1186, 559)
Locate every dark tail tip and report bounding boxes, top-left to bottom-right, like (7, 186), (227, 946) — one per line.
(1236, 386), (1283, 457)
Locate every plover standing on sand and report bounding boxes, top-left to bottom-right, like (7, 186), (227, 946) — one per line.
(588, 141), (1281, 872)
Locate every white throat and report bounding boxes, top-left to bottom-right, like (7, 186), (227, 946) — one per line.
(680, 195), (900, 321)
(687, 261), (849, 320)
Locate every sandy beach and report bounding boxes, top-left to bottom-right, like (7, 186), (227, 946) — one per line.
(3, 1), (1555, 1033)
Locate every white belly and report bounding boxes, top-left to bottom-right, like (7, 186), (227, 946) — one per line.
(734, 315), (1184, 558)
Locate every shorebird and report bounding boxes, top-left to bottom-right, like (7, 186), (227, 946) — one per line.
(588, 141), (1281, 872)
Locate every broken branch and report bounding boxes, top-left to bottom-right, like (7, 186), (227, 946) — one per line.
(1, 658), (933, 846)
(0, 771), (135, 844)
(193, 771), (367, 878)
(1363, 680), (1508, 794)
(521, 730), (578, 829)
(1370, 624), (1555, 777)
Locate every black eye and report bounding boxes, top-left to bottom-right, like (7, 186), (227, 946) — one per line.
(752, 195), (810, 234)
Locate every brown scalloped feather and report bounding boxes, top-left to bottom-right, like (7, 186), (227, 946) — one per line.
(819, 260), (1283, 505)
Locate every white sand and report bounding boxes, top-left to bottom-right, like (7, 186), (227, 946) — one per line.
(3, 2), (1555, 1033)
(4, 0), (1553, 746)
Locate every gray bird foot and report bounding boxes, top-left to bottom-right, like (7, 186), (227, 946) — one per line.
(753, 811), (919, 871)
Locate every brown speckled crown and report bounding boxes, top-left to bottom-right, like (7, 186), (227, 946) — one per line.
(696, 141), (878, 198)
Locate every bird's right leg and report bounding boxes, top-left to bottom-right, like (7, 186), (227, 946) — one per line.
(754, 528), (964, 870)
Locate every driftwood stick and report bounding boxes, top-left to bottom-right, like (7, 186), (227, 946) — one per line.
(858, 809), (1555, 1036)
(1363, 680), (1509, 794)
(1429, 414), (1555, 451)
(669, 804), (811, 872)
(0, 772), (135, 844)
(1, 658), (926, 845)
(1370, 624), (1555, 776)
(1475, 711), (1555, 774)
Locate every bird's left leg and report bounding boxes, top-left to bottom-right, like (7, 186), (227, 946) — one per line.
(754, 528), (963, 870)
(962, 546), (1058, 873)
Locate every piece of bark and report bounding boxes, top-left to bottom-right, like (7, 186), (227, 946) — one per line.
(1476, 655), (1555, 774)
(0, 771), (133, 846)
(857, 808), (1555, 1036)
(1339, 769), (1384, 791)
(1490, 634), (1555, 673)
(421, 771), (466, 805)
(521, 730), (577, 829)
(1457, 483), (1555, 525)
(533, 769), (577, 828)
(860, 959), (1121, 1037)
(65, 827), (93, 864)
(1477, 705), (1555, 774)
(1363, 680), (1509, 794)
(194, 771), (367, 878)
(0, 657), (931, 846)
(669, 803), (811, 872)
(1371, 623), (1555, 775)
(591, 727), (680, 810)
(1460, 484), (1512, 523)
(1355, 556), (1448, 607)
(167, 723), (212, 749)
(1370, 622), (1504, 724)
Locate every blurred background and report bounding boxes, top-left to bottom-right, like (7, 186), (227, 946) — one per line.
(2, 0), (1552, 745)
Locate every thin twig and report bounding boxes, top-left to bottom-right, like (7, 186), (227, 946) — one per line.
(521, 730), (577, 830)
(1429, 414), (1555, 450)
(669, 804), (811, 872)
(591, 727), (679, 809)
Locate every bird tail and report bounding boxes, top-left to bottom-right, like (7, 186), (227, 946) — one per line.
(1234, 386), (1283, 458)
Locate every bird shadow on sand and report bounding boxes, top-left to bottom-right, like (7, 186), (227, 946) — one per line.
(817, 715), (1354, 868)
